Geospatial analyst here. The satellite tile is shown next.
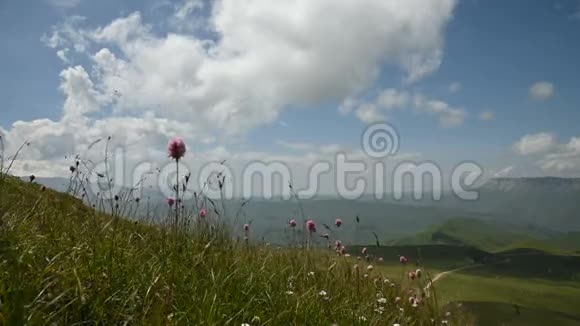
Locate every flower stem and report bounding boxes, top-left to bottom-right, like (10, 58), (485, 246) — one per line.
(175, 158), (179, 231)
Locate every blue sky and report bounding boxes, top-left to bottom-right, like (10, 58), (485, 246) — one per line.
(2, 0), (580, 192)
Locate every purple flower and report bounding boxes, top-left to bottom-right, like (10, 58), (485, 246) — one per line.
(167, 137), (186, 160)
(166, 197), (175, 207)
(306, 219), (316, 233)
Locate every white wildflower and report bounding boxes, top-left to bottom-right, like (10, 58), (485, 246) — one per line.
(377, 297), (387, 304)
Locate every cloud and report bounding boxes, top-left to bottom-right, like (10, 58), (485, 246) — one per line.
(5, 0), (458, 179)
(376, 88), (410, 110)
(413, 95), (466, 128)
(513, 132), (556, 155)
(529, 81), (555, 101)
(448, 81), (462, 93)
(338, 98), (359, 116)
(479, 110), (494, 121)
(537, 137), (580, 172)
(347, 88), (465, 127)
(56, 48), (71, 63)
(355, 103), (385, 124)
(49, 0), (455, 133)
(171, 0), (206, 32)
(512, 132), (580, 174)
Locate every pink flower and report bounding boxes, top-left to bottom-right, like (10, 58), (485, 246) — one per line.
(408, 271), (416, 280)
(306, 219), (316, 232)
(199, 208), (206, 218)
(334, 218), (342, 227)
(243, 223), (250, 232)
(167, 137), (186, 160)
(399, 256), (408, 264)
(166, 197), (175, 207)
(361, 247), (368, 255)
(289, 219), (297, 228)
(335, 240), (342, 249)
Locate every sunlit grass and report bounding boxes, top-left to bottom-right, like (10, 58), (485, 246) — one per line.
(0, 176), (466, 325)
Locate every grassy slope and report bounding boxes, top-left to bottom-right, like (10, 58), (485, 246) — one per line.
(393, 217), (580, 254)
(436, 273), (580, 326)
(394, 218), (538, 252)
(547, 231), (580, 253)
(349, 245), (490, 271)
(366, 246), (580, 325)
(0, 176), (463, 325)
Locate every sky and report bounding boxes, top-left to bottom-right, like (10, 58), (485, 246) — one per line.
(1, 0), (580, 197)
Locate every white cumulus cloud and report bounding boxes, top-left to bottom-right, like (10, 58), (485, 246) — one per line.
(513, 132), (556, 155)
(5, 0), (458, 179)
(529, 81), (555, 101)
(348, 88), (466, 127)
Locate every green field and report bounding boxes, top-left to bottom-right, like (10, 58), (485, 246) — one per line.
(0, 175), (468, 325)
(352, 244), (580, 325)
(2, 173), (580, 325)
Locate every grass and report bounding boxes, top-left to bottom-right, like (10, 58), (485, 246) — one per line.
(393, 217), (580, 255)
(0, 175), (466, 325)
(364, 244), (580, 325)
(392, 218), (538, 252)
(436, 273), (580, 326)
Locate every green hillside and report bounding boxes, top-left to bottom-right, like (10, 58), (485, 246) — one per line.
(392, 217), (580, 254)
(547, 232), (580, 253)
(392, 218), (527, 251)
(0, 176), (462, 325)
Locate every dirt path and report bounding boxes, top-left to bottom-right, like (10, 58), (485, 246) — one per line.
(430, 264), (483, 284)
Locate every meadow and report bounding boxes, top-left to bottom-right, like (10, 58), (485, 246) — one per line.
(0, 138), (467, 325)
(2, 137), (580, 325)
(356, 245), (580, 325)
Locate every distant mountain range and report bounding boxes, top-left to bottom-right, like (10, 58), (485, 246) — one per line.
(480, 177), (580, 192)
(23, 176), (580, 242)
(443, 177), (580, 231)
